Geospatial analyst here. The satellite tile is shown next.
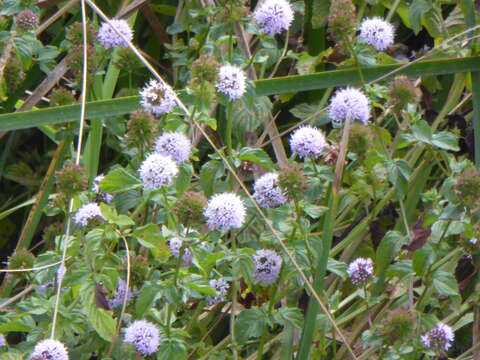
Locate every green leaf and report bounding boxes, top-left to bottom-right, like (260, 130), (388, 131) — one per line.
(405, 120), (459, 151)
(157, 339), (187, 360)
(0, 351), (23, 360)
(273, 307), (304, 328)
(432, 271), (459, 297)
(412, 247), (432, 276)
(136, 283), (160, 317)
(200, 160), (223, 197)
(101, 167), (142, 194)
(175, 163), (193, 195)
(234, 308), (268, 344)
(131, 224), (165, 249)
(83, 291), (116, 342)
(238, 147), (275, 171)
(431, 132), (459, 151)
(99, 203), (135, 227)
(0, 320), (32, 332)
(376, 231), (408, 272)
(3, 58), (480, 130)
(327, 258), (348, 280)
(385, 159), (411, 198)
(408, 0), (432, 34)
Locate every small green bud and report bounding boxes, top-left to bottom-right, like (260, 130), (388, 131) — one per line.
(174, 191), (207, 227)
(278, 163), (307, 201)
(327, 0), (357, 53)
(454, 168), (480, 210)
(125, 110), (157, 149)
(55, 161), (88, 197)
(388, 76), (421, 112)
(50, 88), (76, 107)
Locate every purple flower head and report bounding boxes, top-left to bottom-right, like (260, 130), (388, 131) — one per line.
(124, 320), (161, 356)
(92, 175), (114, 203)
(253, 173), (287, 208)
(253, 249), (282, 285)
(140, 80), (177, 115)
(204, 193), (246, 231)
(359, 17), (394, 51)
(167, 237), (192, 266)
(216, 64), (247, 100)
(289, 126), (327, 158)
(74, 202), (106, 227)
(154, 132), (191, 164)
(97, 19), (133, 49)
(347, 257), (374, 285)
(253, 0), (294, 35)
(206, 278), (230, 305)
(138, 153), (178, 190)
(0, 334), (6, 347)
(421, 322), (454, 352)
(329, 88), (370, 126)
(29, 339), (69, 360)
(109, 279), (134, 309)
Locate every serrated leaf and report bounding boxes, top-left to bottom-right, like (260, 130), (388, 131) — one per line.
(101, 167), (142, 194)
(238, 147), (274, 171)
(83, 291), (116, 342)
(273, 307), (303, 328)
(234, 308), (268, 344)
(432, 271), (458, 297)
(131, 224), (165, 249)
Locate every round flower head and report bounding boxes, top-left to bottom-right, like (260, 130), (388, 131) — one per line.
(347, 257), (374, 285)
(138, 153), (178, 190)
(29, 339), (69, 360)
(74, 202), (106, 227)
(167, 237), (192, 266)
(140, 79), (177, 115)
(124, 320), (161, 356)
(359, 17), (394, 51)
(154, 132), (192, 164)
(253, 173), (287, 208)
(421, 322), (454, 352)
(329, 88), (370, 126)
(289, 126), (327, 158)
(206, 278), (230, 305)
(253, 249), (282, 285)
(0, 334), (6, 347)
(216, 64), (247, 100)
(253, 0), (294, 35)
(97, 19), (133, 49)
(109, 279), (134, 309)
(92, 174), (114, 203)
(204, 193), (246, 230)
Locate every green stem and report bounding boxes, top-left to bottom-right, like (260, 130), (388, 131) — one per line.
(297, 117), (352, 359)
(226, 102), (233, 156)
(230, 231), (238, 360)
(386, 0), (402, 22)
(269, 29), (290, 78)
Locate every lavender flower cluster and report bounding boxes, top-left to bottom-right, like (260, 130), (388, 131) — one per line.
(97, 19), (133, 49)
(359, 17), (394, 51)
(206, 278), (230, 305)
(140, 80), (177, 115)
(74, 202), (106, 227)
(216, 64), (247, 100)
(329, 88), (370, 126)
(253, 173), (287, 208)
(124, 320), (161, 356)
(421, 322), (454, 352)
(109, 279), (134, 309)
(29, 339), (69, 360)
(253, 249), (282, 285)
(204, 193), (246, 230)
(347, 258), (374, 285)
(253, 0), (294, 35)
(289, 126), (327, 159)
(168, 237), (192, 266)
(154, 132), (191, 164)
(138, 153), (178, 190)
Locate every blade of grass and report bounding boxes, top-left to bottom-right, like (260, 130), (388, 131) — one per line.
(2, 56), (480, 131)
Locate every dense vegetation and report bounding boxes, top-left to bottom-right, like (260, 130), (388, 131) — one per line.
(0, 0), (480, 359)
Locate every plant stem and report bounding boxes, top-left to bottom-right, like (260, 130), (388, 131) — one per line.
(226, 101), (233, 156)
(386, 0), (402, 22)
(230, 231), (239, 360)
(297, 117), (352, 359)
